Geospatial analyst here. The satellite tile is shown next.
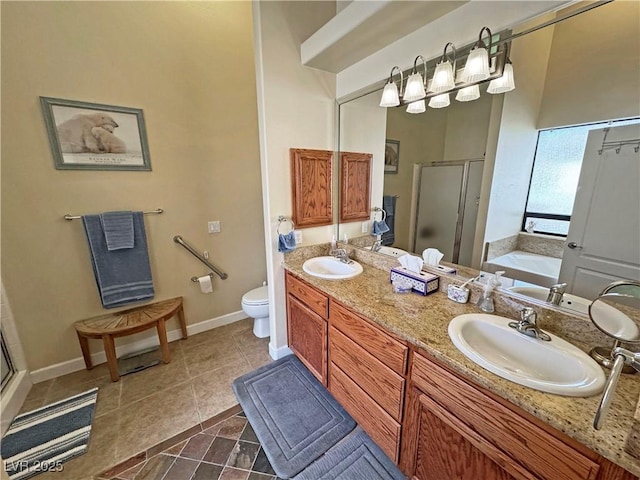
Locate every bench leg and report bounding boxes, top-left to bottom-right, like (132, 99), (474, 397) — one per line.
(177, 303), (188, 339)
(157, 319), (171, 364)
(102, 334), (120, 382)
(77, 332), (93, 370)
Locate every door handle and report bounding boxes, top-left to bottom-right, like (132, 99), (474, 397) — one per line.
(567, 242), (583, 249)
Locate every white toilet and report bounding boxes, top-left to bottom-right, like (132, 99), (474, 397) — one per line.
(241, 285), (270, 338)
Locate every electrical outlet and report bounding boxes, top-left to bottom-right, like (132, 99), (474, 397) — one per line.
(362, 221), (368, 233)
(294, 230), (302, 244)
(208, 221), (221, 233)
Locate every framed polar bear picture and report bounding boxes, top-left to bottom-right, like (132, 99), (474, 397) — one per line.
(40, 97), (152, 171)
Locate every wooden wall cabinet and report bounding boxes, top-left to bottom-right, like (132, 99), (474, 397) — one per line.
(285, 272), (328, 385)
(339, 151), (372, 223)
(290, 148), (333, 228)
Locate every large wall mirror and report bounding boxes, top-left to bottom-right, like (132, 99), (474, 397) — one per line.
(337, 1), (640, 310)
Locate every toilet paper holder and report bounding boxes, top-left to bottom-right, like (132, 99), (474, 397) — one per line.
(191, 273), (215, 283)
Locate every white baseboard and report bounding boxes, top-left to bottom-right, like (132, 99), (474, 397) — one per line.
(30, 310), (248, 384)
(269, 343), (293, 360)
(1, 370), (32, 436)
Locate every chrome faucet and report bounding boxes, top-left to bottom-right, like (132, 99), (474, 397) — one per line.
(372, 240), (382, 252)
(508, 307), (551, 341)
(547, 282), (568, 305)
(331, 248), (352, 264)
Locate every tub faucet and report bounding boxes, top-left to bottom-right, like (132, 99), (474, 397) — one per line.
(508, 307), (551, 341)
(547, 282), (567, 305)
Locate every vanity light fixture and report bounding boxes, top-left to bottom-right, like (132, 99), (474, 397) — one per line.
(462, 27), (492, 83)
(487, 59), (515, 94)
(403, 55), (427, 102)
(430, 43), (456, 93)
(379, 26), (514, 113)
(379, 66), (404, 107)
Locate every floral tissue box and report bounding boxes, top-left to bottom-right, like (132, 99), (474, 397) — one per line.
(390, 267), (439, 296)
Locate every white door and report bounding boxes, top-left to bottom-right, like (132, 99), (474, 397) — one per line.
(558, 125), (640, 299)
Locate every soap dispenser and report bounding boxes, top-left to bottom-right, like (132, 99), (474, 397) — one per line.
(477, 271), (504, 313)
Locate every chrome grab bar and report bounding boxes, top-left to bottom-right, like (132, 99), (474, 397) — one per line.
(173, 235), (228, 280)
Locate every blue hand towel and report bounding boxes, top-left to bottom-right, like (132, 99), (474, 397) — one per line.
(278, 231), (297, 253)
(100, 211), (134, 251)
(82, 212), (154, 309)
(371, 220), (390, 235)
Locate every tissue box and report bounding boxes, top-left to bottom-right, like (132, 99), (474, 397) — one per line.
(432, 264), (457, 275)
(390, 267), (439, 296)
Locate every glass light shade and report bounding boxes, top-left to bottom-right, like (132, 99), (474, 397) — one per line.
(487, 63), (515, 94)
(428, 93), (450, 109)
(379, 81), (400, 107)
(462, 47), (490, 83)
(403, 72), (426, 102)
(455, 85), (480, 102)
(430, 61), (455, 93)
(406, 99), (426, 114)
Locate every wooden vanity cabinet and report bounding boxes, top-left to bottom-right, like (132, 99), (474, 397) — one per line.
(401, 350), (635, 480)
(285, 272), (328, 385)
(290, 148), (333, 228)
(327, 299), (408, 463)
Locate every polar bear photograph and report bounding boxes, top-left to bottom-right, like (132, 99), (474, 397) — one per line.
(57, 112), (123, 153)
(43, 99), (148, 169)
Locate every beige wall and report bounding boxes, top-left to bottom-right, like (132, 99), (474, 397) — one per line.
(253, 1), (336, 354)
(1, 2), (265, 371)
(538, 1), (640, 129)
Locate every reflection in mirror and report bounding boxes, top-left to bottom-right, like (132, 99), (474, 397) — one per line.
(337, 1), (640, 304)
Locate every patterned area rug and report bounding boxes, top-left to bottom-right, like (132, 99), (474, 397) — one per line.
(1, 387), (98, 479)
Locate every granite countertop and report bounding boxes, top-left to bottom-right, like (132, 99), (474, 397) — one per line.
(283, 246), (640, 477)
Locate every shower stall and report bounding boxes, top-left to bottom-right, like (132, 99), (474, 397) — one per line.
(412, 159), (484, 267)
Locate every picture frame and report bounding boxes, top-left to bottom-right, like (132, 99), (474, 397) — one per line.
(40, 97), (152, 171)
(385, 139), (400, 174)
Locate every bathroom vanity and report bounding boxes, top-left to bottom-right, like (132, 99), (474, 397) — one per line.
(283, 250), (640, 480)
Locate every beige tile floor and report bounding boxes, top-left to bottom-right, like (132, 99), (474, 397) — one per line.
(15, 318), (271, 480)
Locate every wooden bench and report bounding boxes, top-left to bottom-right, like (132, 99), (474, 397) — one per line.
(74, 297), (187, 382)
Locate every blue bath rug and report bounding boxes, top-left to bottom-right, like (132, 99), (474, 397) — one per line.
(232, 355), (356, 478)
(294, 426), (406, 480)
(1, 387), (98, 479)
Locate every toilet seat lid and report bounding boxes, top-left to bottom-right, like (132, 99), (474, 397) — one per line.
(243, 286), (269, 305)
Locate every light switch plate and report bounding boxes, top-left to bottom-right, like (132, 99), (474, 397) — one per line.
(362, 221), (368, 233)
(294, 231), (302, 244)
(208, 221), (220, 233)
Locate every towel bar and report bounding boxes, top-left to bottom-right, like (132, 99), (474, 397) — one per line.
(64, 208), (163, 220)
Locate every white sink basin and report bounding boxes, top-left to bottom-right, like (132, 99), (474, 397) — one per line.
(448, 313), (605, 397)
(302, 256), (363, 280)
(368, 245), (407, 257)
(508, 286), (591, 315)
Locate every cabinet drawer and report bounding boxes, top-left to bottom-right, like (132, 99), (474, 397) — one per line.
(329, 326), (404, 421)
(329, 363), (401, 463)
(411, 352), (600, 480)
(286, 272), (328, 319)
(330, 300), (407, 375)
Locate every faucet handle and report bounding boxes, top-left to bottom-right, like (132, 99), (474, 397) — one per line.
(520, 307), (537, 323)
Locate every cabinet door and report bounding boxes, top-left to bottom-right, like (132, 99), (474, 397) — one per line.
(404, 387), (533, 480)
(340, 151), (372, 223)
(286, 294), (327, 385)
(290, 148), (333, 228)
